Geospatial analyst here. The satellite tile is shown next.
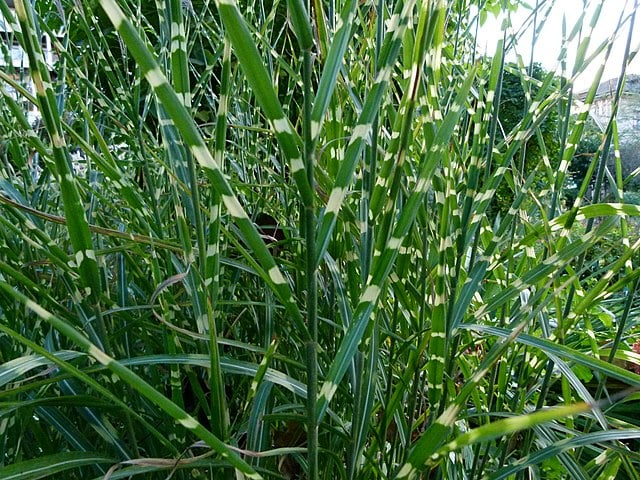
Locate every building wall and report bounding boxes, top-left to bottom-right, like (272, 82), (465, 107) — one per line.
(574, 75), (640, 191)
(1, 5), (57, 125)
(586, 75), (640, 138)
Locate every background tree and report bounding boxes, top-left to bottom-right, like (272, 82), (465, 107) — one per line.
(1, 1), (639, 479)
(566, 117), (603, 204)
(491, 62), (561, 216)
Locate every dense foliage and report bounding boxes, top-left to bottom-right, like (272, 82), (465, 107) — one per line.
(1, 0), (640, 479)
(491, 62), (562, 216)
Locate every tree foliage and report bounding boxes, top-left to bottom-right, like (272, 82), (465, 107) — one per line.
(492, 62), (561, 216)
(1, 0), (639, 479)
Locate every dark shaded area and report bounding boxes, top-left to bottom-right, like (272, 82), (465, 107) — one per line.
(491, 63), (561, 216)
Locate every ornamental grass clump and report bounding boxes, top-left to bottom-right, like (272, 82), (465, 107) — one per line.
(1, 0), (639, 478)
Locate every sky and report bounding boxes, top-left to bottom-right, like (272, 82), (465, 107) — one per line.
(475, 0), (640, 91)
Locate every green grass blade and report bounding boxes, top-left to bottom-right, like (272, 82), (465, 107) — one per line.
(0, 452), (115, 480)
(97, 0), (308, 338)
(0, 282), (262, 479)
(213, 0), (313, 206)
(12, 0), (105, 345)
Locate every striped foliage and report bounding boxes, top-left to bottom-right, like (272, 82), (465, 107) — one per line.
(1, 0), (640, 479)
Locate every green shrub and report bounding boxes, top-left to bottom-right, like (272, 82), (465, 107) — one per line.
(1, 0), (639, 479)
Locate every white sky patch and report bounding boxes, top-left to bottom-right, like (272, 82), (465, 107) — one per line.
(475, 0), (640, 91)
